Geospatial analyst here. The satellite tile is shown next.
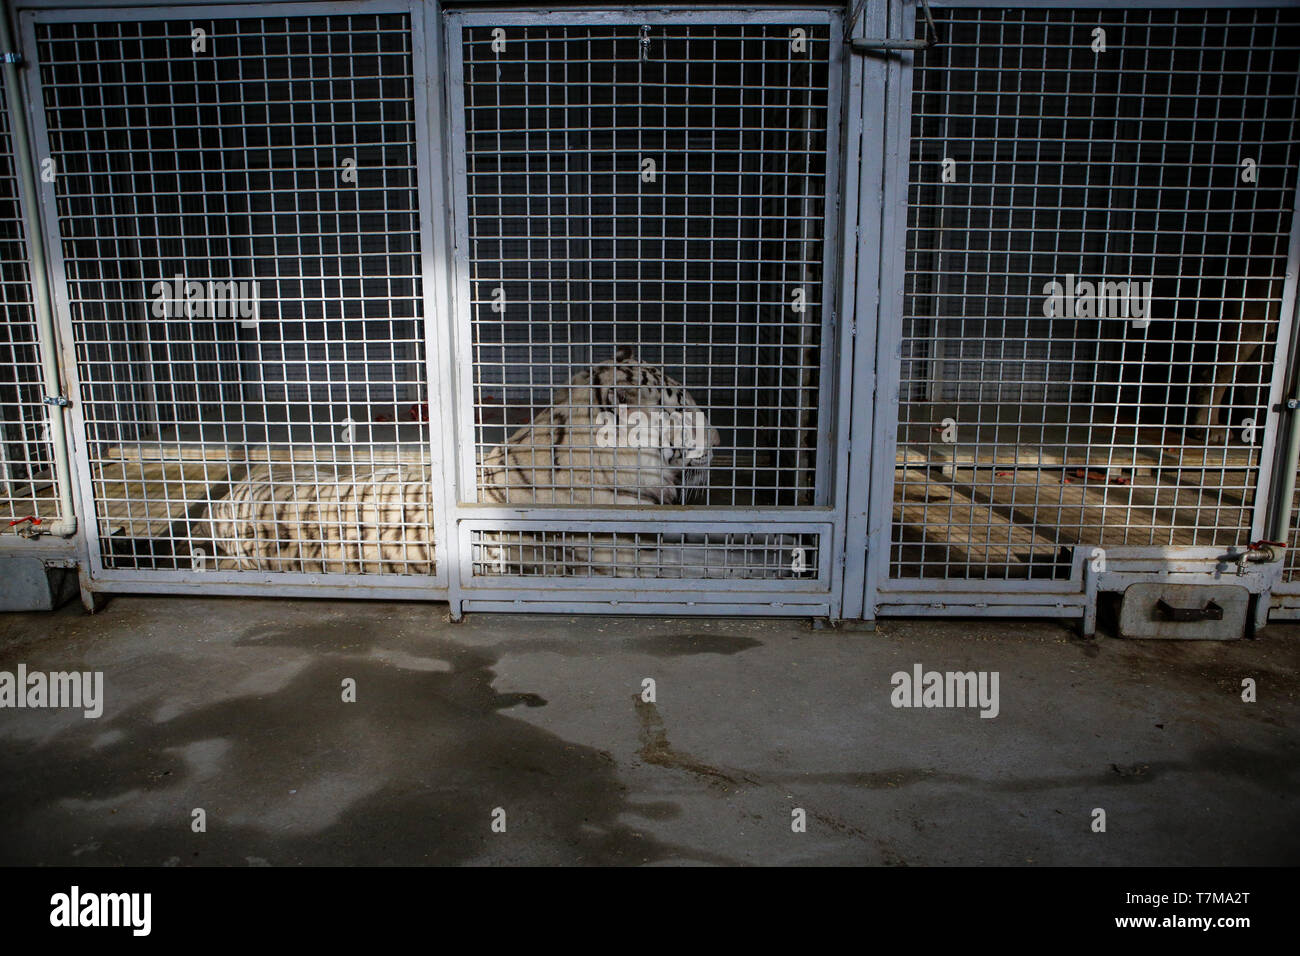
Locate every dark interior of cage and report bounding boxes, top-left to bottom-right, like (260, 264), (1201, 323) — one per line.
(893, 16), (1297, 578)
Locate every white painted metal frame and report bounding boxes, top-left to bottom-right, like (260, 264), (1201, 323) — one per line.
(441, 6), (853, 617)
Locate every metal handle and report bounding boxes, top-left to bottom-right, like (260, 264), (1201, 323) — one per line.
(1154, 598), (1223, 623)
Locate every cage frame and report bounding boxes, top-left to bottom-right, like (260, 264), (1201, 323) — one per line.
(16, 0), (459, 601)
(439, 4), (856, 616)
(856, 0), (1300, 628)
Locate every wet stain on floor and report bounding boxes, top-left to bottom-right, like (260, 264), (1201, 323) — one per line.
(633, 695), (757, 788)
(625, 632), (763, 657)
(0, 627), (721, 866)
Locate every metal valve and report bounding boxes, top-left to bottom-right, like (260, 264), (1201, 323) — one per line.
(1233, 540), (1284, 575)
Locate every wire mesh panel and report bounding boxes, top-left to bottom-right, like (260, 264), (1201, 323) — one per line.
(892, 6), (1300, 583)
(0, 80), (62, 538)
(455, 15), (834, 512)
(36, 9), (439, 581)
(469, 527), (822, 579)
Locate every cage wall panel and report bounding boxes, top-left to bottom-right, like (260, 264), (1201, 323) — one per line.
(36, 10), (438, 580)
(0, 80), (62, 535)
(457, 17), (834, 513)
(891, 6), (1300, 584)
(468, 526), (823, 580)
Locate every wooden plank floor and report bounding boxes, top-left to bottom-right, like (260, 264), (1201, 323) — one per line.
(892, 461), (1256, 578)
(895, 467), (1065, 569)
(892, 409), (1261, 576)
(2, 434), (1266, 569)
(90, 459), (226, 538)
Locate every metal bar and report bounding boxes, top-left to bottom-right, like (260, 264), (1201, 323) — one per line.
(851, 38), (930, 51)
(863, 0), (915, 617)
(877, 601), (1086, 615)
(839, 0), (889, 619)
(834, 0), (873, 619)
(411, 0), (454, 595)
(462, 600), (833, 615)
(850, 0), (937, 52)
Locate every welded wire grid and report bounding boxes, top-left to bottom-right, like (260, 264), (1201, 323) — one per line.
(1283, 485), (1300, 585)
(0, 81), (61, 533)
(469, 527), (820, 578)
(38, 14), (431, 573)
(894, 7), (1300, 580)
(461, 22), (830, 509)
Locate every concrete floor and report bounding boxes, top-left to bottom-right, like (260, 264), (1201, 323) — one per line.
(1, 597), (1297, 866)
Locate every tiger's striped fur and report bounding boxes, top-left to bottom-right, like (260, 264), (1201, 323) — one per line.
(205, 349), (737, 575)
(208, 463), (435, 574)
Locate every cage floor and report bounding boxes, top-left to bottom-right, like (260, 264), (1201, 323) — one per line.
(893, 419), (1258, 578)
(1, 422), (1263, 579)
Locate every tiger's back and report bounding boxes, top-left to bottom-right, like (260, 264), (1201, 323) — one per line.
(209, 462), (435, 575)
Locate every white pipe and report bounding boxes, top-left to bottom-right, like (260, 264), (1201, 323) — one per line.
(1, 0), (75, 536)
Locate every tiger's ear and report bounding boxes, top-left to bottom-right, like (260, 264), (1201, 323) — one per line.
(613, 346), (637, 364)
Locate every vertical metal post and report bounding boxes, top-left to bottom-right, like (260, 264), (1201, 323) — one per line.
(858, 0), (915, 620)
(419, 0), (467, 617)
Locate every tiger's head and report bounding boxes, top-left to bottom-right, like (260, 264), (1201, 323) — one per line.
(485, 347), (721, 506)
(587, 347), (720, 501)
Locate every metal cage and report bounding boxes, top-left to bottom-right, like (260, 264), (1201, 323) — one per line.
(23, 0), (452, 599)
(862, 1), (1300, 626)
(5, 0), (1300, 625)
(442, 8), (850, 615)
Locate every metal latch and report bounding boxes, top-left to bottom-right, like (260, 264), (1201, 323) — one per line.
(43, 395), (70, 407)
(1, 52), (21, 65)
(1155, 598), (1223, 623)
(848, 0), (939, 52)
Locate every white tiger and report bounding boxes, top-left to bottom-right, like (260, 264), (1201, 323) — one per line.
(205, 349), (799, 578)
(207, 462), (435, 574)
